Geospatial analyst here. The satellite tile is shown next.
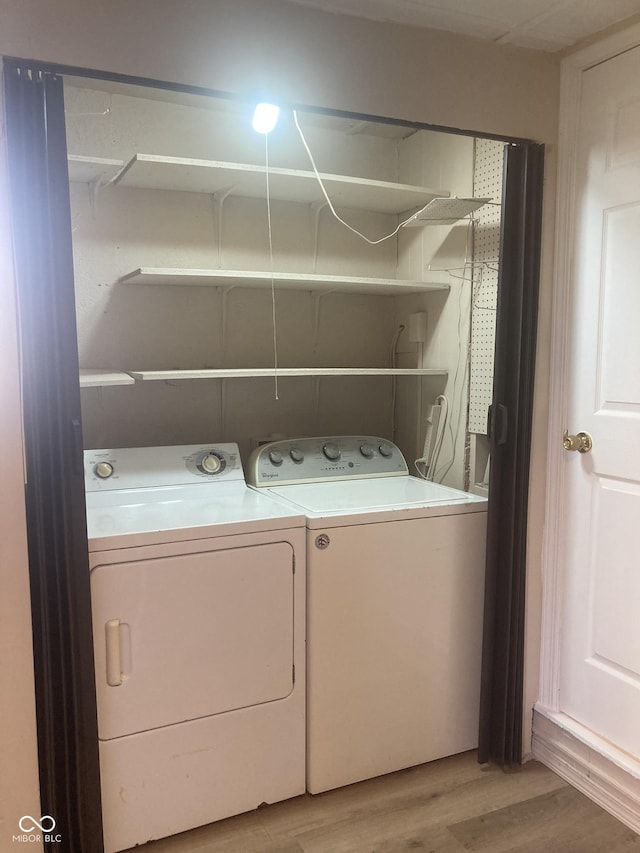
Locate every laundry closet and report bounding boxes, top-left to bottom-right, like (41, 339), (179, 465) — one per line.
(66, 80), (502, 489)
(63, 76), (503, 851)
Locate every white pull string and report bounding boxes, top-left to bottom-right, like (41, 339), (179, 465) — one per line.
(293, 110), (418, 245)
(265, 131), (279, 400)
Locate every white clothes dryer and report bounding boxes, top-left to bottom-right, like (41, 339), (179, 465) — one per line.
(247, 436), (487, 795)
(85, 444), (306, 852)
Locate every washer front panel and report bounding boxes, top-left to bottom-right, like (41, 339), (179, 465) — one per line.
(305, 511), (487, 793)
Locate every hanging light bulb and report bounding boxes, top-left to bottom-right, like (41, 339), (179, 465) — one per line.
(252, 102), (280, 134)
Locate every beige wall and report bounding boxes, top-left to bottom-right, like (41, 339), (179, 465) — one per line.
(0, 0), (560, 836)
(0, 0), (559, 139)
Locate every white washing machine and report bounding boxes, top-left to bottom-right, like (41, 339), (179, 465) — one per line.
(84, 443), (306, 853)
(247, 436), (488, 795)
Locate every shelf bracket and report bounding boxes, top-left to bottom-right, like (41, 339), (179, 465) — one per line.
(220, 285), (236, 356)
(220, 377), (227, 437)
(86, 176), (107, 220)
(314, 376), (321, 423)
(310, 201), (328, 273)
(212, 188), (233, 268)
(84, 161), (121, 218)
(312, 289), (339, 350)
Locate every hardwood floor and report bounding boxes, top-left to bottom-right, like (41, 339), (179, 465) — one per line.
(124, 751), (640, 852)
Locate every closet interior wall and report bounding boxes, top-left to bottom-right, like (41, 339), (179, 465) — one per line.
(469, 138), (504, 495)
(67, 81), (497, 487)
(394, 131), (474, 488)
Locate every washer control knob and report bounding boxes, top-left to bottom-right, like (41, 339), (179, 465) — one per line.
(94, 461), (114, 479)
(323, 442), (341, 461)
(290, 448), (304, 463)
(379, 442), (394, 458)
(198, 453), (222, 475)
(360, 443), (375, 458)
(269, 450), (284, 466)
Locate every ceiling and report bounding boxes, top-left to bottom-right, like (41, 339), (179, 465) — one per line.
(285, 0), (640, 51)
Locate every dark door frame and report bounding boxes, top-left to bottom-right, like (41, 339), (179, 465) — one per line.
(478, 142), (545, 766)
(3, 55), (544, 850)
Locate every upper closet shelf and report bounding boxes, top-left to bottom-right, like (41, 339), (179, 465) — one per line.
(68, 155), (124, 184)
(120, 268), (450, 296)
(128, 368), (448, 381)
(113, 154), (449, 214)
(79, 369), (135, 388)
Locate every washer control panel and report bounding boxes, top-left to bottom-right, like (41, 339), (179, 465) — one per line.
(84, 443), (242, 491)
(247, 436), (408, 487)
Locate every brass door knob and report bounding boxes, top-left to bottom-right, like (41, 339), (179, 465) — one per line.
(563, 430), (593, 453)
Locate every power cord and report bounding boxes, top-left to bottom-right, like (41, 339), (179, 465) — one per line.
(293, 110), (425, 245)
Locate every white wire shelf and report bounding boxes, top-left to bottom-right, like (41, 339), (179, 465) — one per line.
(402, 196), (492, 227)
(113, 154), (449, 214)
(119, 267), (450, 296)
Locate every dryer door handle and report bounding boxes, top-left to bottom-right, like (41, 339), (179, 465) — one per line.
(105, 619), (123, 686)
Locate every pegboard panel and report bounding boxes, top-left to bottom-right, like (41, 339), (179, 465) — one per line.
(468, 138), (504, 435)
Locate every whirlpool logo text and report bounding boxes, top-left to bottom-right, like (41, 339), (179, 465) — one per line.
(13, 815), (62, 844)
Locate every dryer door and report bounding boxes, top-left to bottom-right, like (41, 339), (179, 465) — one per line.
(91, 541), (295, 740)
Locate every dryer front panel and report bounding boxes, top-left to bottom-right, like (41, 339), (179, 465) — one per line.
(91, 541), (295, 740)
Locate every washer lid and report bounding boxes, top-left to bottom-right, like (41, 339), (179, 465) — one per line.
(266, 475), (485, 516)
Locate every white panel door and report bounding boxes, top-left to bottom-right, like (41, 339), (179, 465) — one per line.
(560, 46), (640, 757)
(91, 541), (295, 740)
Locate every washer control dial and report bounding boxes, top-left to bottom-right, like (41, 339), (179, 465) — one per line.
(323, 442), (341, 461)
(269, 450), (284, 466)
(94, 461), (114, 479)
(359, 443), (375, 458)
(290, 448), (304, 463)
(379, 442), (393, 458)
(197, 452), (224, 475)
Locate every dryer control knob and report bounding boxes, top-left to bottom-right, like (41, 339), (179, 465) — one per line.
(94, 461), (114, 479)
(198, 453), (222, 475)
(269, 450), (284, 466)
(379, 442), (393, 458)
(323, 442), (341, 461)
(360, 443), (375, 458)
(290, 448), (304, 463)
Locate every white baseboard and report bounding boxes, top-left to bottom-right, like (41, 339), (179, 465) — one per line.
(532, 708), (640, 835)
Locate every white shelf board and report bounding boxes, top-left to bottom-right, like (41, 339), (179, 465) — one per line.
(79, 369), (135, 388)
(68, 155), (124, 184)
(128, 368), (448, 381)
(114, 154), (449, 214)
(119, 267), (450, 296)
